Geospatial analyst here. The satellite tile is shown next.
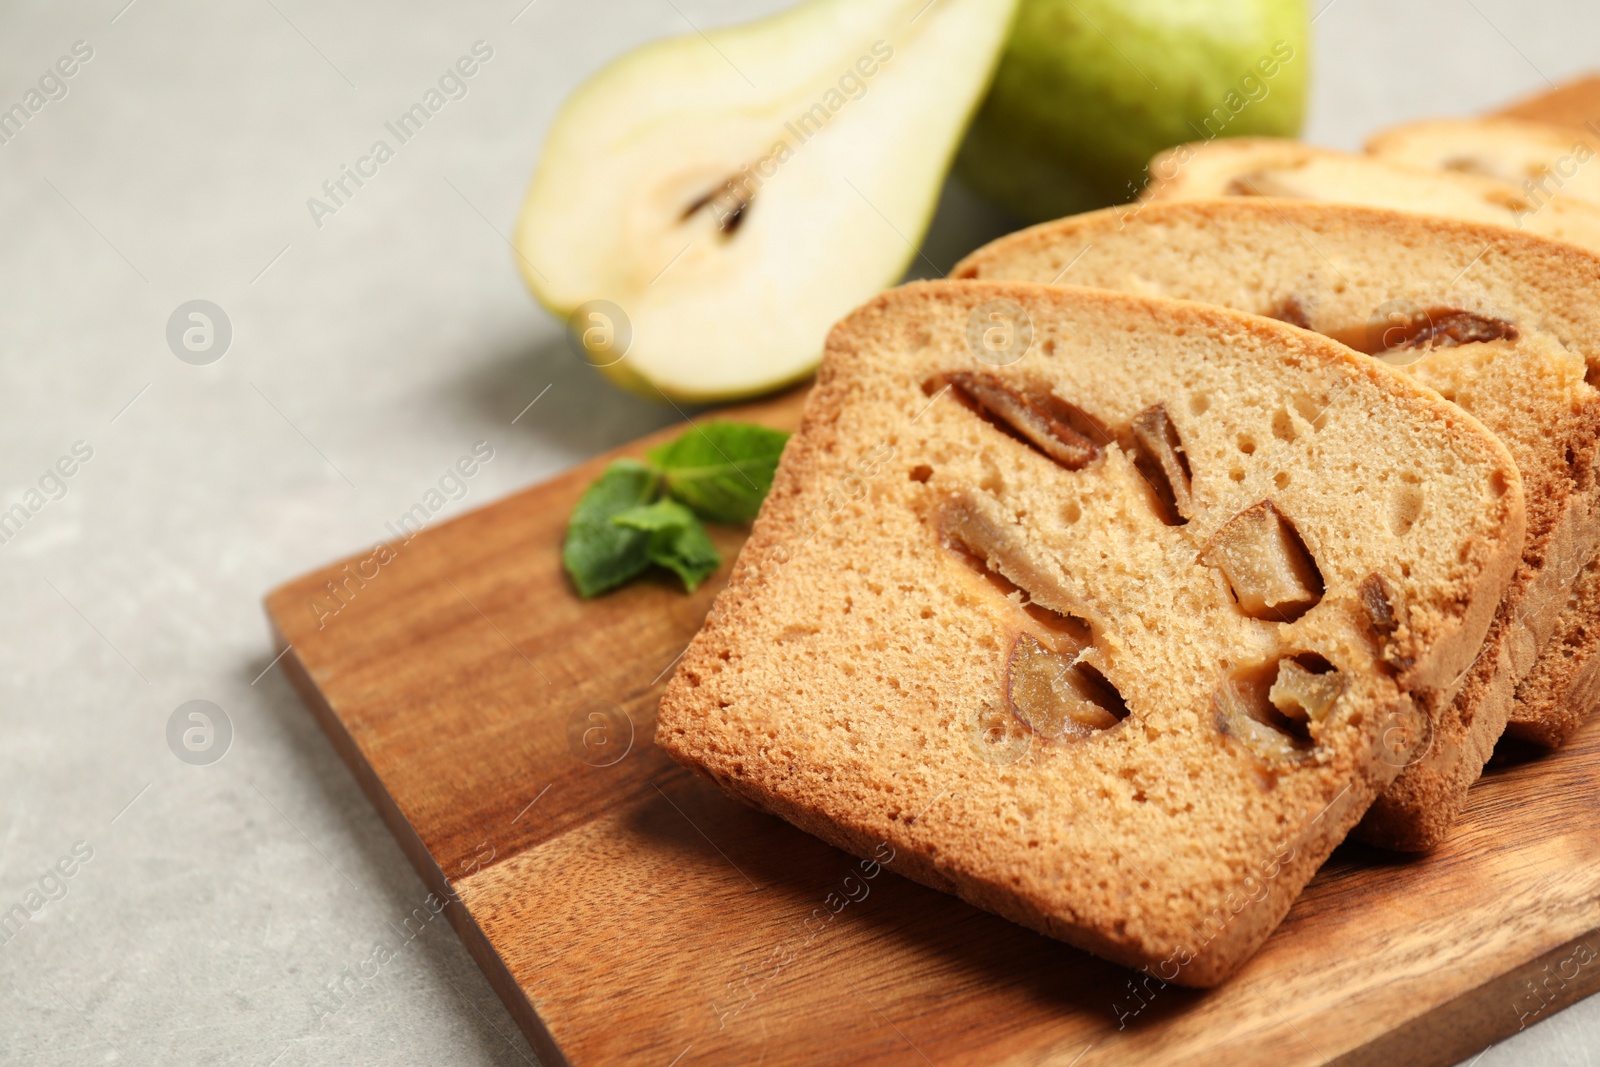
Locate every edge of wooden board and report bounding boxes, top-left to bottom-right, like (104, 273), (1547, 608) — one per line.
(1331, 923), (1600, 1066)
(266, 622), (574, 1067)
(260, 386), (810, 1064)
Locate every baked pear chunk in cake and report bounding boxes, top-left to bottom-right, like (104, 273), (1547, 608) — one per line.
(954, 199), (1600, 850)
(657, 281), (1523, 985)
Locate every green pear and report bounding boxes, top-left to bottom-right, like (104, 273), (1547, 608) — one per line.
(957, 0), (1308, 222)
(515, 0), (1020, 403)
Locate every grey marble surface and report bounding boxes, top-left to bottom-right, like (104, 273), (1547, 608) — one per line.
(0, 1), (1594, 1064)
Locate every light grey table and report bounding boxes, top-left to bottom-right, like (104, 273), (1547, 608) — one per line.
(0, 1), (1593, 1064)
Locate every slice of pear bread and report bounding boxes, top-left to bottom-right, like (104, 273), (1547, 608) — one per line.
(1142, 139), (1600, 763)
(1359, 119), (1600, 751)
(1140, 138), (1600, 255)
(1477, 76), (1600, 748)
(657, 281), (1523, 985)
(1366, 118), (1600, 209)
(953, 200), (1600, 850)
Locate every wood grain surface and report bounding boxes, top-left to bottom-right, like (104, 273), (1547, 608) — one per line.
(264, 79), (1600, 1067)
(1495, 75), (1600, 129)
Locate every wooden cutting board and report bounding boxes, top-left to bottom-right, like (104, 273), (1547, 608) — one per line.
(265, 81), (1600, 1067)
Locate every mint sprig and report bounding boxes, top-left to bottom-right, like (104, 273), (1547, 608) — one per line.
(562, 421), (790, 597)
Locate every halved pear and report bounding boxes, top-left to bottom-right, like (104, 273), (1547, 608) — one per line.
(514, 0), (1019, 402)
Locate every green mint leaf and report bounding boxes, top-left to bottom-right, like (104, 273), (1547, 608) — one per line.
(561, 459), (660, 597)
(562, 422), (784, 598)
(612, 499), (722, 592)
(646, 421), (790, 524)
